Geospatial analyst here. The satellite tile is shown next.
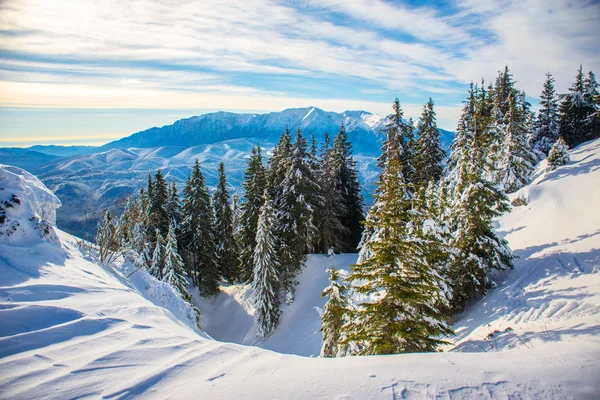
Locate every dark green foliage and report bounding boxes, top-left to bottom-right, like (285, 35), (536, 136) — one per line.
(559, 66), (599, 148)
(275, 129), (319, 293)
(213, 162), (239, 283)
(239, 146), (267, 282)
(531, 73), (559, 156)
(414, 98), (446, 187)
(180, 160), (219, 296)
(332, 124), (365, 251)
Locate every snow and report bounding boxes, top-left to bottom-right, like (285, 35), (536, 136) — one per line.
(1, 139), (600, 398)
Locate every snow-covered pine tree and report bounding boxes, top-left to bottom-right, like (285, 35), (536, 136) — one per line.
(267, 128), (292, 201)
(148, 169), (170, 240)
(530, 73), (559, 157)
(332, 124), (365, 251)
(307, 134), (325, 253)
(275, 129), (319, 293)
(496, 91), (536, 193)
(162, 222), (191, 302)
(320, 266), (351, 358)
(583, 70), (600, 142)
(213, 162), (238, 283)
(314, 131), (347, 253)
(96, 209), (122, 264)
(165, 181), (182, 228)
(239, 146), (267, 282)
(149, 229), (165, 279)
(252, 191), (281, 338)
(180, 160), (220, 295)
(558, 65), (597, 148)
(414, 98), (446, 188)
(342, 120), (452, 355)
(547, 137), (570, 170)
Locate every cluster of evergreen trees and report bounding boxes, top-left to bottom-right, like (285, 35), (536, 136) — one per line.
(96, 126), (365, 339)
(321, 65), (596, 357)
(243, 127), (364, 337)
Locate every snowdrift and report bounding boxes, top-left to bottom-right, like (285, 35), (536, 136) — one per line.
(1, 138), (600, 399)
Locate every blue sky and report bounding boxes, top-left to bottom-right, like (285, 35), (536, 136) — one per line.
(1, 0), (599, 146)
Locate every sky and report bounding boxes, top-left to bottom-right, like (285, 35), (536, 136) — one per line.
(0, 0), (599, 147)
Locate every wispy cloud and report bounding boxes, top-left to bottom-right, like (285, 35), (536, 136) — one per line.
(0, 0), (598, 139)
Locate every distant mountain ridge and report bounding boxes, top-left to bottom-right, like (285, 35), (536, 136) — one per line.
(2, 106), (454, 239)
(102, 107), (391, 154)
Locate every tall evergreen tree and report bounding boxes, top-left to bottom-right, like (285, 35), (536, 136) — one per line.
(314, 131), (347, 253)
(342, 134), (452, 355)
(252, 191), (281, 338)
(162, 223), (192, 302)
(165, 181), (182, 227)
(497, 92), (536, 193)
(213, 162), (238, 283)
(332, 124), (365, 251)
(275, 129), (319, 293)
(148, 169), (170, 240)
(180, 160), (220, 295)
(239, 146), (267, 282)
(558, 65), (596, 148)
(414, 98), (446, 187)
(320, 266), (351, 358)
(530, 73), (559, 156)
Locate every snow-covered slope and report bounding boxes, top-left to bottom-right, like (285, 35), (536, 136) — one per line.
(2, 138), (600, 399)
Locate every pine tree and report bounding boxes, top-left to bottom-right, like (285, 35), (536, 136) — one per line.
(275, 129), (319, 293)
(165, 181), (182, 227)
(558, 65), (595, 148)
(583, 70), (600, 142)
(213, 162), (238, 283)
(530, 73), (559, 156)
(149, 229), (165, 279)
(252, 191), (281, 338)
(497, 92), (536, 193)
(148, 169), (170, 240)
(332, 124), (365, 251)
(180, 160), (220, 295)
(314, 131), (347, 253)
(342, 122), (452, 355)
(162, 222), (192, 301)
(239, 146), (267, 282)
(547, 137), (570, 170)
(414, 98), (446, 187)
(320, 266), (351, 358)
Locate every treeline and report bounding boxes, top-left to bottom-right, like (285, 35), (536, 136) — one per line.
(96, 126), (365, 337)
(320, 65), (599, 357)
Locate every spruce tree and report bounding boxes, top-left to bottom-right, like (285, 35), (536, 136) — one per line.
(165, 181), (182, 227)
(497, 92), (536, 193)
(149, 229), (165, 279)
(558, 65), (595, 148)
(180, 160), (220, 295)
(530, 73), (559, 156)
(239, 146), (267, 282)
(252, 191), (281, 338)
(320, 266), (351, 358)
(314, 131), (347, 253)
(275, 129), (319, 293)
(414, 98), (446, 187)
(331, 124), (365, 251)
(342, 123), (452, 355)
(547, 137), (570, 170)
(148, 169), (170, 240)
(162, 222), (192, 302)
(583, 70), (600, 142)
(213, 162), (238, 283)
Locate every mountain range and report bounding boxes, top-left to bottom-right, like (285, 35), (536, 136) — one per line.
(1, 106), (454, 238)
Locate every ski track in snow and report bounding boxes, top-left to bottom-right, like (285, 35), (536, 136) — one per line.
(1, 140), (600, 398)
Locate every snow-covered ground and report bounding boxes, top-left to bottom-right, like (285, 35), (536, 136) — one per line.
(1, 139), (600, 399)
